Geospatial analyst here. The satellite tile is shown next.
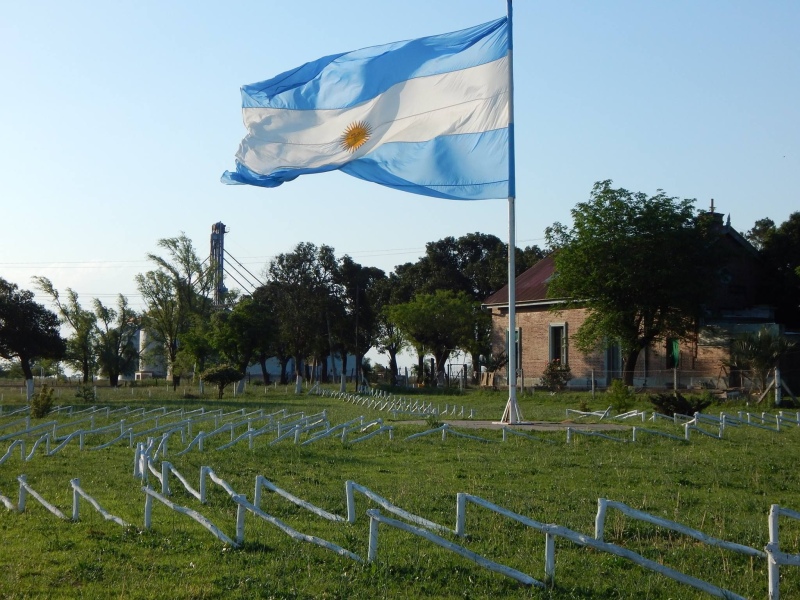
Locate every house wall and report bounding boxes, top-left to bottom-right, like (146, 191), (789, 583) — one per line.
(489, 305), (738, 390)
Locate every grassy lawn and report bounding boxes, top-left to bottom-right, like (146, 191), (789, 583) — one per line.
(1, 384), (798, 599)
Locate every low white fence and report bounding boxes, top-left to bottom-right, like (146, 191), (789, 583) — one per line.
(315, 387), (475, 420)
(8, 455), (800, 597)
(366, 508), (543, 587)
(767, 504), (800, 600)
(595, 498), (764, 557)
(455, 493), (747, 599)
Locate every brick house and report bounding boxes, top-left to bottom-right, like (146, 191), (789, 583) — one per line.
(482, 212), (789, 391)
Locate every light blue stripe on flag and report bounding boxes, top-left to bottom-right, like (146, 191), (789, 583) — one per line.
(222, 17), (510, 201)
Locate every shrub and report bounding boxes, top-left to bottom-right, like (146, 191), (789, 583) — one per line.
(541, 359), (572, 392)
(648, 391), (713, 416)
(75, 385), (95, 403)
(607, 379), (634, 413)
(31, 385), (54, 419)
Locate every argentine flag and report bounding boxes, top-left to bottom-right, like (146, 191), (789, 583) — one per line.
(222, 17), (510, 201)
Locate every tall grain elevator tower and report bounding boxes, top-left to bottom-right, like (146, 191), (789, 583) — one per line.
(210, 222), (228, 306)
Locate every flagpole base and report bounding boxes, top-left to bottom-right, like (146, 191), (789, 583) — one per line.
(500, 396), (523, 424)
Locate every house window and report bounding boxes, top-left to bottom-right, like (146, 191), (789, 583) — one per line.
(549, 324), (567, 364)
(505, 328), (522, 370)
(666, 338), (680, 369)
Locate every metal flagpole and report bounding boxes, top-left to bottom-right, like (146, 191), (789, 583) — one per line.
(501, 0), (522, 424)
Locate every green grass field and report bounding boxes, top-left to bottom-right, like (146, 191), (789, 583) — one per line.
(1, 385), (799, 599)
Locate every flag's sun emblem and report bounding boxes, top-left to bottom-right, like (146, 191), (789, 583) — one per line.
(340, 121), (372, 153)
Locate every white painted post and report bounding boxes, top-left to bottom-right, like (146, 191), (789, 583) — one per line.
(253, 475), (262, 509)
(632, 427), (637, 442)
(72, 478), (80, 521)
(295, 375), (302, 395)
(200, 466), (208, 504)
(456, 493), (467, 536)
(776, 367), (782, 407)
(346, 481), (356, 524)
(566, 427), (572, 444)
(595, 499), (607, 541)
(17, 475), (27, 512)
(367, 512), (380, 562)
(144, 490), (153, 529)
(133, 443), (141, 477)
(768, 504), (780, 600)
(161, 462), (170, 496)
(235, 498), (246, 544)
(544, 532), (555, 584)
(684, 423), (690, 440)
(591, 369), (595, 400)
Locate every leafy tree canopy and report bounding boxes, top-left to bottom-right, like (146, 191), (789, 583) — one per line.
(0, 278), (66, 386)
(389, 290), (488, 382)
(545, 180), (720, 385)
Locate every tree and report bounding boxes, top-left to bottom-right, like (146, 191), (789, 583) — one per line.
(392, 233), (543, 302)
(210, 295), (275, 377)
(267, 243), (340, 380)
(373, 276), (409, 385)
(0, 278), (66, 399)
(136, 233), (212, 389)
(94, 295), (139, 387)
(545, 180), (719, 385)
(754, 212), (800, 328)
(335, 256), (385, 384)
(32, 276), (97, 383)
(200, 364), (243, 399)
(729, 327), (796, 394)
(389, 290), (487, 384)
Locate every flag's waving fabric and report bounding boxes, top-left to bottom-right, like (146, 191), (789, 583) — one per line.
(222, 17), (509, 200)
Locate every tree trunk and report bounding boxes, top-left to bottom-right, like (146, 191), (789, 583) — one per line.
(293, 354), (303, 379)
(279, 356), (289, 385)
(388, 351), (398, 386)
(258, 354), (271, 385)
(20, 357), (34, 401)
(109, 372), (119, 388)
(622, 348), (641, 386)
(82, 358), (90, 384)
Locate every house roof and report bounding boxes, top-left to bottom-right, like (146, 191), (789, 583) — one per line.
(482, 212), (761, 310)
(483, 253), (559, 307)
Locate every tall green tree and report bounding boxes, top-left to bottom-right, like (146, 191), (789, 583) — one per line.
(267, 243), (339, 380)
(752, 212), (800, 328)
(210, 295), (275, 378)
(0, 278), (66, 399)
(335, 256), (385, 383)
(94, 295), (139, 387)
(32, 276), (97, 383)
(136, 233), (212, 389)
(373, 275), (409, 385)
(392, 233), (544, 302)
(545, 180), (719, 385)
(389, 290), (487, 383)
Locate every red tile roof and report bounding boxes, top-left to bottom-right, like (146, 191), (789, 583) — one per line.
(483, 253), (558, 306)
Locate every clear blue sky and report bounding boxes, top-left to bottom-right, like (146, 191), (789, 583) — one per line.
(2, 1), (798, 365)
